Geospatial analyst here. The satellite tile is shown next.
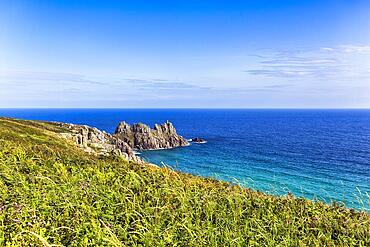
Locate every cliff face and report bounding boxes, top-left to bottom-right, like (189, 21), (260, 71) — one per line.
(114, 120), (189, 150)
(57, 123), (141, 162)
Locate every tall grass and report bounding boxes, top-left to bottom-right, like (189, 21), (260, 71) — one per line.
(0, 118), (369, 246)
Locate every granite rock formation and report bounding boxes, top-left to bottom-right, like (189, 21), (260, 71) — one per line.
(56, 122), (141, 162)
(114, 120), (189, 150)
(54, 120), (189, 162)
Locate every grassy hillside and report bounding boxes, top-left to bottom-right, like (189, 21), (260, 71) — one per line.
(0, 118), (369, 246)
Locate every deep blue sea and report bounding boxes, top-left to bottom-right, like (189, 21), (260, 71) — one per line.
(1, 109), (369, 211)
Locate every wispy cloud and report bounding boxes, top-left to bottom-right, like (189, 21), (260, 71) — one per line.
(322, 45), (370, 54)
(0, 71), (107, 85)
(246, 45), (370, 79)
(0, 70), (293, 106)
(124, 78), (212, 91)
(0, 71), (218, 103)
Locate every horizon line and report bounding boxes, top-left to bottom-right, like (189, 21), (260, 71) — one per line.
(1, 107), (370, 110)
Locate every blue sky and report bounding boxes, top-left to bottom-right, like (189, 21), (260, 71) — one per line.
(0, 0), (370, 108)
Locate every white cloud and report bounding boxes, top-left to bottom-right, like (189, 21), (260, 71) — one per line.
(338, 45), (370, 54)
(246, 45), (370, 80)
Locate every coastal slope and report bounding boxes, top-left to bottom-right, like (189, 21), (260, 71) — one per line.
(0, 118), (369, 246)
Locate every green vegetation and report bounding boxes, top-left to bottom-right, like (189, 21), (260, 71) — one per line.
(0, 118), (369, 246)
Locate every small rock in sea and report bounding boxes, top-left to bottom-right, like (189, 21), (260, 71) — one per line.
(190, 137), (207, 143)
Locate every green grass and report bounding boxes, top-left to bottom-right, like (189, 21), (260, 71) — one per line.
(0, 118), (369, 246)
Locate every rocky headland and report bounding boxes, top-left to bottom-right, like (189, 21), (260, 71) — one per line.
(114, 120), (189, 150)
(55, 120), (189, 162)
(56, 122), (141, 162)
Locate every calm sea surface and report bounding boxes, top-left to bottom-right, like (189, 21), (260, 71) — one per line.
(1, 109), (369, 210)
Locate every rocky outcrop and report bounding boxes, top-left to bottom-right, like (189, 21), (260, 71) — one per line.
(56, 122), (141, 162)
(114, 120), (189, 150)
(190, 138), (207, 143)
(54, 120), (189, 162)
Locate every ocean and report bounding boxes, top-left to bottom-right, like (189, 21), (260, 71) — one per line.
(0, 109), (369, 211)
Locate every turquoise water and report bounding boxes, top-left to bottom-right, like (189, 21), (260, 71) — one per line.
(0, 109), (369, 210)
